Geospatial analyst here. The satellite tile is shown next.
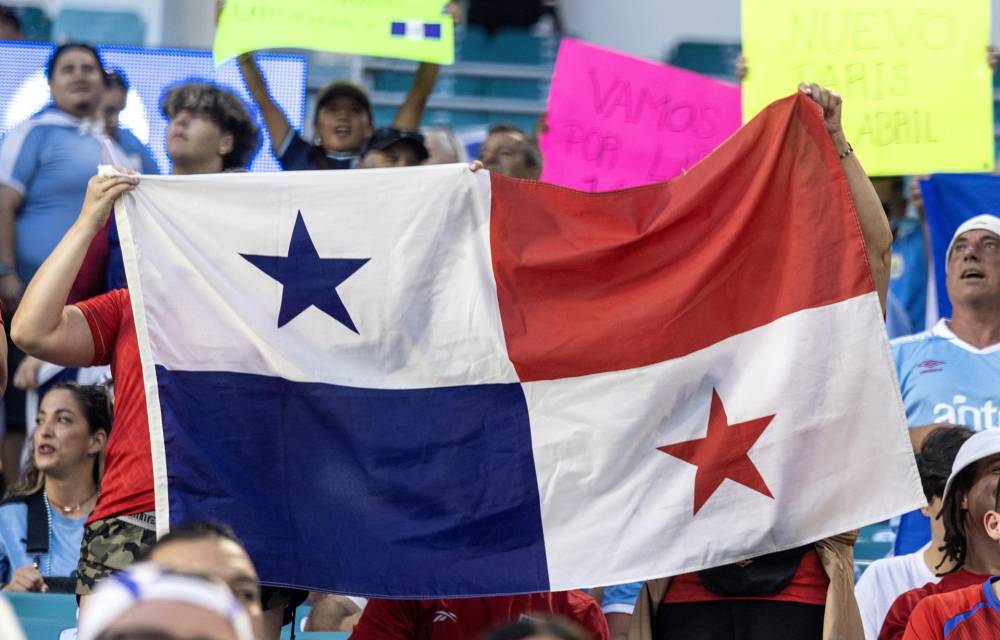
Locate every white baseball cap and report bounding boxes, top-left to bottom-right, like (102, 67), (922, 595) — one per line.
(78, 563), (255, 640)
(942, 429), (1000, 502)
(945, 214), (1000, 266)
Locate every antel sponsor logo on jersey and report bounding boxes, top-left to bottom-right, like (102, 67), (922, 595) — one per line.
(933, 395), (1000, 431)
(916, 359), (945, 374)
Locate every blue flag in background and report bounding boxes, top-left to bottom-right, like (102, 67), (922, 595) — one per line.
(921, 174), (1000, 319)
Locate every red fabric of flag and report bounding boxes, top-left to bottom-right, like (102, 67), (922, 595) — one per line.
(490, 93), (874, 382)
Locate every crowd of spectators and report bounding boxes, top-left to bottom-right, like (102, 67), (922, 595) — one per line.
(0, 2), (999, 640)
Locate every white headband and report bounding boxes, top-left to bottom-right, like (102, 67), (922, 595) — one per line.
(78, 563), (255, 640)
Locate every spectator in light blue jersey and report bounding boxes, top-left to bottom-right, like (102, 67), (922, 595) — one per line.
(0, 44), (126, 305)
(892, 214), (1000, 449)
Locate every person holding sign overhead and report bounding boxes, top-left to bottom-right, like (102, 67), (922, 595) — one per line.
(221, 0), (454, 172)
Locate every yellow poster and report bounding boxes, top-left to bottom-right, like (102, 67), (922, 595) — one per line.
(742, 0), (994, 175)
(215, 0), (454, 65)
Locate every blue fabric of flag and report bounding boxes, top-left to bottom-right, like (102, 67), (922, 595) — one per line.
(921, 174), (1000, 319)
(390, 21), (406, 36)
(424, 23), (442, 39)
(156, 366), (550, 596)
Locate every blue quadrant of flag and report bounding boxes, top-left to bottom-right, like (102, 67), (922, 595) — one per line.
(157, 366), (550, 596)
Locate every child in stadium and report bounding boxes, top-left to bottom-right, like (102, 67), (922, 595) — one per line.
(901, 430), (1000, 638)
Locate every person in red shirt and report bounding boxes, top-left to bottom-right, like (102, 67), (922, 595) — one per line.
(879, 430), (1000, 639)
(903, 577), (1000, 640)
(350, 591), (609, 640)
(902, 481), (1000, 640)
(10, 83), (257, 610)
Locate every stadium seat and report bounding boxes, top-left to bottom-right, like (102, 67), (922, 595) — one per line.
(53, 9), (145, 46)
(458, 25), (489, 62)
(373, 70), (413, 93)
(667, 41), (742, 81)
(484, 78), (543, 100)
(486, 28), (547, 65)
(14, 7), (52, 41)
(454, 75), (487, 97)
(6, 592), (76, 640)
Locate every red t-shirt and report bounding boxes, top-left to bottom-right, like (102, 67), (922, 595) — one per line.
(350, 591), (609, 640)
(75, 288), (154, 521)
(903, 577), (1000, 640)
(662, 548), (829, 606)
(879, 569), (987, 640)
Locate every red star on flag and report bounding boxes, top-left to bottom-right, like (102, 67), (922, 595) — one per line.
(657, 389), (775, 515)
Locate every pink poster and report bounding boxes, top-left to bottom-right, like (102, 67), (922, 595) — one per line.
(540, 38), (742, 192)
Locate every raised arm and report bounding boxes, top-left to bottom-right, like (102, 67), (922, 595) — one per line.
(799, 83), (892, 314)
(237, 53), (292, 152)
(10, 174), (138, 366)
(393, 62), (440, 131)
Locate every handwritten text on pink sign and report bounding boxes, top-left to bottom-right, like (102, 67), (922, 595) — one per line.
(540, 38), (742, 192)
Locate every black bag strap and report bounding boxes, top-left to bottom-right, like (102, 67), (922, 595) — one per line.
(24, 491), (48, 555)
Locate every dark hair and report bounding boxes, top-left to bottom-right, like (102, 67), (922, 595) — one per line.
(486, 123), (542, 169)
(940, 462), (979, 572)
(481, 616), (590, 640)
(142, 520), (243, 560)
(46, 42), (105, 81)
(161, 82), (260, 170)
(919, 426), (973, 501)
(105, 68), (129, 92)
(5, 383), (112, 499)
(0, 7), (20, 33)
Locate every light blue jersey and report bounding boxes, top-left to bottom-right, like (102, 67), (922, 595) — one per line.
(0, 106), (125, 282)
(0, 499), (86, 582)
(891, 319), (1000, 430)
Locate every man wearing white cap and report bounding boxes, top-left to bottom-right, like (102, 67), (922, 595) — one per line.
(878, 429), (1000, 639)
(892, 214), (1000, 448)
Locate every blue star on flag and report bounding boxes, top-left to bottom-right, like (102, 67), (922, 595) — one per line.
(241, 211), (369, 332)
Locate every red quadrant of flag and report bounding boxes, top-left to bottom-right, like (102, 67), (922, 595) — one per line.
(490, 93), (874, 382)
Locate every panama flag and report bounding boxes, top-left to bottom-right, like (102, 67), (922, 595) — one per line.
(116, 94), (923, 597)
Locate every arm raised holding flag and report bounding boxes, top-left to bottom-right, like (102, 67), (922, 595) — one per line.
(797, 82), (893, 315)
(10, 173), (138, 366)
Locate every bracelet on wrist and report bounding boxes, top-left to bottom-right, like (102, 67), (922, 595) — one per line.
(0, 264), (16, 278)
(838, 143), (854, 160)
